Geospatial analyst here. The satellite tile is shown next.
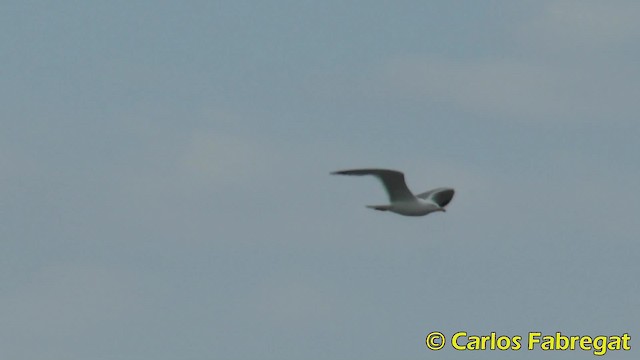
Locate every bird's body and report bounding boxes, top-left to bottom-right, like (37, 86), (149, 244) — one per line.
(366, 198), (444, 216)
(331, 169), (454, 217)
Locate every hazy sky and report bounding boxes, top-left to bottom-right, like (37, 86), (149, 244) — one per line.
(2, 1), (639, 359)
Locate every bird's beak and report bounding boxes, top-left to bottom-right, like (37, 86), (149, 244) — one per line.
(440, 208), (446, 212)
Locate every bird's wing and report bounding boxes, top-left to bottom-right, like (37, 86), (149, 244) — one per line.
(416, 187), (455, 207)
(331, 168), (415, 202)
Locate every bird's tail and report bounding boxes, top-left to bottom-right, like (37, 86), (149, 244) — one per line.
(366, 205), (391, 211)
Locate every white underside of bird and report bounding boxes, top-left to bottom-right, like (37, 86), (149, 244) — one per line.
(331, 168), (454, 217)
(364, 199), (444, 216)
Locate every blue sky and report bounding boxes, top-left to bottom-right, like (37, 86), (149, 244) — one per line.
(2, 1), (639, 359)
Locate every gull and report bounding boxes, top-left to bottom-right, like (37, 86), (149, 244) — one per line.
(331, 168), (454, 217)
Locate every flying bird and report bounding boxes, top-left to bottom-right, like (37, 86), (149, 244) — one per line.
(331, 168), (454, 217)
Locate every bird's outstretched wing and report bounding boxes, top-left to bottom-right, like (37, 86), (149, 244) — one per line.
(331, 168), (415, 202)
(416, 187), (455, 207)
